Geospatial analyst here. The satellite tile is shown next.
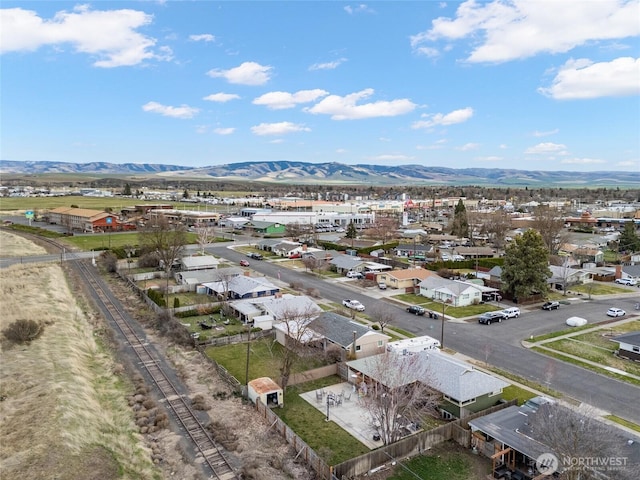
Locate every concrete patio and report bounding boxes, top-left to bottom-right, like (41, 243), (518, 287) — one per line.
(299, 381), (384, 449)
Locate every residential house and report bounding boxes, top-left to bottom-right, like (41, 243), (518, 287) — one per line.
(346, 350), (508, 419)
(274, 311), (390, 359)
(377, 267), (436, 291)
(469, 402), (639, 480)
(230, 294), (322, 329)
(394, 243), (432, 259)
(180, 255), (220, 271)
(243, 220), (286, 236)
(618, 264), (640, 283)
(175, 266), (243, 290)
(329, 254), (369, 275)
(201, 275), (279, 300)
(560, 243), (605, 264)
(611, 331), (640, 362)
(419, 277), (485, 307)
(452, 246), (495, 259)
(547, 265), (592, 290)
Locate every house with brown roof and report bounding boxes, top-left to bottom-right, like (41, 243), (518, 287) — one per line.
(376, 267), (436, 291)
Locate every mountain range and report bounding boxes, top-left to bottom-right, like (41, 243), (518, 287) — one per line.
(1, 160), (638, 187)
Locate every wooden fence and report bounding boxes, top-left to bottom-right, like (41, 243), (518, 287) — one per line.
(255, 399), (332, 479)
(332, 399), (517, 478)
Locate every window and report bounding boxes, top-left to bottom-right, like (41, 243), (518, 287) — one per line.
(355, 345), (361, 352)
(461, 397), (476, 406)
(377, 340), (383, 347)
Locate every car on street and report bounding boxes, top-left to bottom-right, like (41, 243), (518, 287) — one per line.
(239, 260), (250, 267)
(478, 311), (506, 325)
(500, 307), (521, 318)
(342, 299), (365, 311)
(346, 271), (364, 279)
(615, 278), (637, 286)
(406, 305), (426, 316)
(606, 308), (626, 317)
(247, 252), (263, 260)
(542, 301), (560, 310)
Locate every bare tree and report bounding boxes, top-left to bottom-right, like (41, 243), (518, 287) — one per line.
(482, 209), (512, 251)
(276, 306), (322, 392)
(195, 224), (216, 254)
(530, 403), (634, 480)
(367, 216), (399, 244)
(369, 305), (395, 334)
(357, 352), (440, 445)
(532, 205), (569, 255)
(301, 255), (319, 272)
(139, 215), (187, 307)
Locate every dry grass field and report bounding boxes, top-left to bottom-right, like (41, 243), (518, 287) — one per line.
(0, 260), (162, 479)
(0, 230), (315, 480)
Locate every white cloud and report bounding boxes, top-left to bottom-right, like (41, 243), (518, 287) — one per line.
(411, 107), (474, 129)
(499, 144), (508, 149)
(532, 128), (559, 137)
(203, 93), (241, 103)
(411, 0), (640, 63)
(344, 4), (375, 15)
(417, 139), (447, 150)
(251, 122), (311, 136)
(207, 61), (272, 85)
(414, 46), (440, 58)
(189, 34), (215, 42)
(456, 142), (480, 151)
(525, 142), (568, 154)
(616, 160), (639, 167)
(142, 101), (199, 119)
(0, 5), (170, 67)
(309, 58), (347, 70)
(305, 88), (415, 120)
(560, 157), (606, 165)
(336, 148), (347, 154)
(253, 89), (329, 110)
(213, 127), (235, 135)
(476, 156), (503, 162)
(538, 57), (640, 99)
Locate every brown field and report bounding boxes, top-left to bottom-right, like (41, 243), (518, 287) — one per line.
(0, 261), (160, 479)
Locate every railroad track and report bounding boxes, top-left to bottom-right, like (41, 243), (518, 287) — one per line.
(24, 236), (239, 480)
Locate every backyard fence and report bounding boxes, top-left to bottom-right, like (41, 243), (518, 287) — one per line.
(255, 399), (332, 479)
(287, 364), (338, 387)
(332, 399), (517, 479)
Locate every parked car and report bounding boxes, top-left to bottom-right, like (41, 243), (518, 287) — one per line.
(542, 301), (560, 310)
(500, 307), (521, 318)
(478, 312), (506, 325)
(615, 278), (637, 286)
(239, 260), (250, 267)
(606, 308), (626, 317)
(346, 271), (364, 279)
(342, 299), (365, 311)
(406, 305), (426, 316)
(247, 252), (263, 260)
(378, 283), (387, 290)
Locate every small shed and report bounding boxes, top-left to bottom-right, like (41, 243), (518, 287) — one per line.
(247, 377), (283, 408)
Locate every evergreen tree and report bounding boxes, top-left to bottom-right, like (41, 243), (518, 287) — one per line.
(123, 183), (132, 196)
(502, 230), (551, 301)
(451, 199), (470, 238)
(618, 222), (640, 253)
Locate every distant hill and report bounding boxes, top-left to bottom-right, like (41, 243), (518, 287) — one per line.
(1, 160), (638, 187)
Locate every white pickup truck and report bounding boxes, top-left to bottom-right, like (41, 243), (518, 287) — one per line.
(342, 299), (365, 311)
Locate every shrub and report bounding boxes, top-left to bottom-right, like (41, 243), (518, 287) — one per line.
(173, 297), (180, 308)
(3, 319), (43, 344)
(100, 251), (118, 273)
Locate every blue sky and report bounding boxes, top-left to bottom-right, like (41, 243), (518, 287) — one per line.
(1, 1), (639, 172)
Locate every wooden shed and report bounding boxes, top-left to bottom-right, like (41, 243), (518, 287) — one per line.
(247, 377), (283, 408)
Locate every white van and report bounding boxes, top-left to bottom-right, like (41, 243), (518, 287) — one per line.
(501, 307), (521, 318)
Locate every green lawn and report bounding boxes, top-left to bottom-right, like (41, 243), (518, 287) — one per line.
(391, 293), (499, 318)
(204, 337), (325, 383)
(386, 441), (479, 480)
(62, 232), (199, 251)
(566, 283), (633, 296)
(500, 385), (536, 406)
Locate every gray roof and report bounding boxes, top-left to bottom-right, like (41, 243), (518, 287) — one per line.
(468, 405), (554, 461)
(488, 265), (502, 276)
(202, 275), (279, 297)
(180, 255), (219, 269)
(418, 275), (451, 289)
(348, 350), (508, 402)
(469, 404), (640, 475)
(257, 238), (283, 248)
(258, 294), (322, 320)
(178, 267), (242, 285)
(330, 254), (366, 270)
(622, 264), (640, 277)
(612, 331), (640, 347)
(309, 312), (385, 348)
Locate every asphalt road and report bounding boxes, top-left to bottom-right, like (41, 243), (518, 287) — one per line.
(206, 242), (640, 425)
